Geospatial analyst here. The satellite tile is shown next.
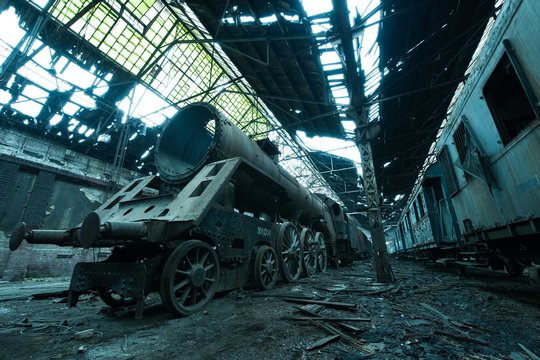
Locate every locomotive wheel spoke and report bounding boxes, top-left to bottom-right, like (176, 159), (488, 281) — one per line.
(200, 252), (209, 266)
(179, 286), (192, 305)
(174, 279), (190, 292)
(253, 245), (278, 290)
(160, 240), (220, 316)
(191, 288), (198, 305)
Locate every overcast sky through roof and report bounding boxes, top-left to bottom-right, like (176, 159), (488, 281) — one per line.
(298, 0), (382, 176)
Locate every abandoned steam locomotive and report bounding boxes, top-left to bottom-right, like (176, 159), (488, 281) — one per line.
(8, 103), (365, 317)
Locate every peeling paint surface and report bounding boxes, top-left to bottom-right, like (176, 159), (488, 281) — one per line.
(80, 187), (105, 204)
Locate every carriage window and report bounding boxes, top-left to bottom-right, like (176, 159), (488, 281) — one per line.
(437, 146), (459, 194)
(413, 201), (420, 222)
(483, 52), (537, 145)
(417, 193), (425, 217)
(453, 122), (473, 182)
(406, 211), (415, 244)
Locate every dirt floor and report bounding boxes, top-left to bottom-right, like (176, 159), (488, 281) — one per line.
(0, 259), (539, 360)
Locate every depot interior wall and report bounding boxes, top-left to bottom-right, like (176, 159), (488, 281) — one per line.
(0, 130), (142, 280)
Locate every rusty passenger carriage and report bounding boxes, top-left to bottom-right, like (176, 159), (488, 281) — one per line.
(388, 0), (540, 279)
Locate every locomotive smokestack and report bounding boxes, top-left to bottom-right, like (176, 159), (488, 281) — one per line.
(155, 102), (284, 185)
(155, 103), (220, 184)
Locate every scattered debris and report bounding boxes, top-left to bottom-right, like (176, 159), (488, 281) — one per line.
(390, 283), (403, 293)
(250, 293), (317, 300)
(308, 319), (372, 353)
(434, 330), (488, 346)
(419, 303), (451, 324)
(365, 285), (395, 295)
(358, 303), (371, 316)
(15, 318), (32, 327)
(341, 285), (395, 295)
(518, 343), (540, 360)
(313, 284), (348, 292)
(1, 260), (539, 359)
(510, 352), (528, 360)
(362, 342), (385, 352)
(283, 298), (357, 310)
(305, 334), (340, 351)
(406, 319), (432, 327)
(336, 323), (364, 333)
(284, 316), (370, 322)
(74, 329), (96, 340)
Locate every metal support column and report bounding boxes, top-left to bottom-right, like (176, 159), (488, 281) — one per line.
(332, 0), (394, 282)
(356, 121), (394, 282)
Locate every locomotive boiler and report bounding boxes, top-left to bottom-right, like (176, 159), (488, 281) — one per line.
(8, 103), (359, 317)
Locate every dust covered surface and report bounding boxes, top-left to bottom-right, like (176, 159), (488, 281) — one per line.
(0, 260), (539, 359)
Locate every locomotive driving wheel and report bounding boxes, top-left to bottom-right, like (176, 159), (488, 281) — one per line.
(254, 245), (279, 290)
(159, 240), (220, 316)
(277, 222), (302, 282)
(300, 228), (317, 276)
(314, 232), (328, 273)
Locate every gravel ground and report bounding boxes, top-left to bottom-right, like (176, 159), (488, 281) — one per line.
(0, 259), (539, 360)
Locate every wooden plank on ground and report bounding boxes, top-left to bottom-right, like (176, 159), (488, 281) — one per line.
(283, 298), (357, 310)
(305, 334), (340, 351)
(518, 343), (540, 360)
(284, 316), (371, 322)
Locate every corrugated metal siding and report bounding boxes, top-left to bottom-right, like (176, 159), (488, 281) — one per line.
(0, 161), (20, 218)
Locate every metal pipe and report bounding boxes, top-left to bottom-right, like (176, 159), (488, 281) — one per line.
(29, 230), (70, 244)
(102, 222), (147, 239)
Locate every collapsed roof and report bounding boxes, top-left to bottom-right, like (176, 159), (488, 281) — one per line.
(374, 0), (497, 210)
(0, 0), (500, 220)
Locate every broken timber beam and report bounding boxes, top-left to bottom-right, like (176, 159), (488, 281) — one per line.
(284, 316), (371, 322)
(284, 298), (357, 310)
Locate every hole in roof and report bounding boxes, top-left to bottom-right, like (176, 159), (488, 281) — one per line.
(97, 134), (111, 143)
